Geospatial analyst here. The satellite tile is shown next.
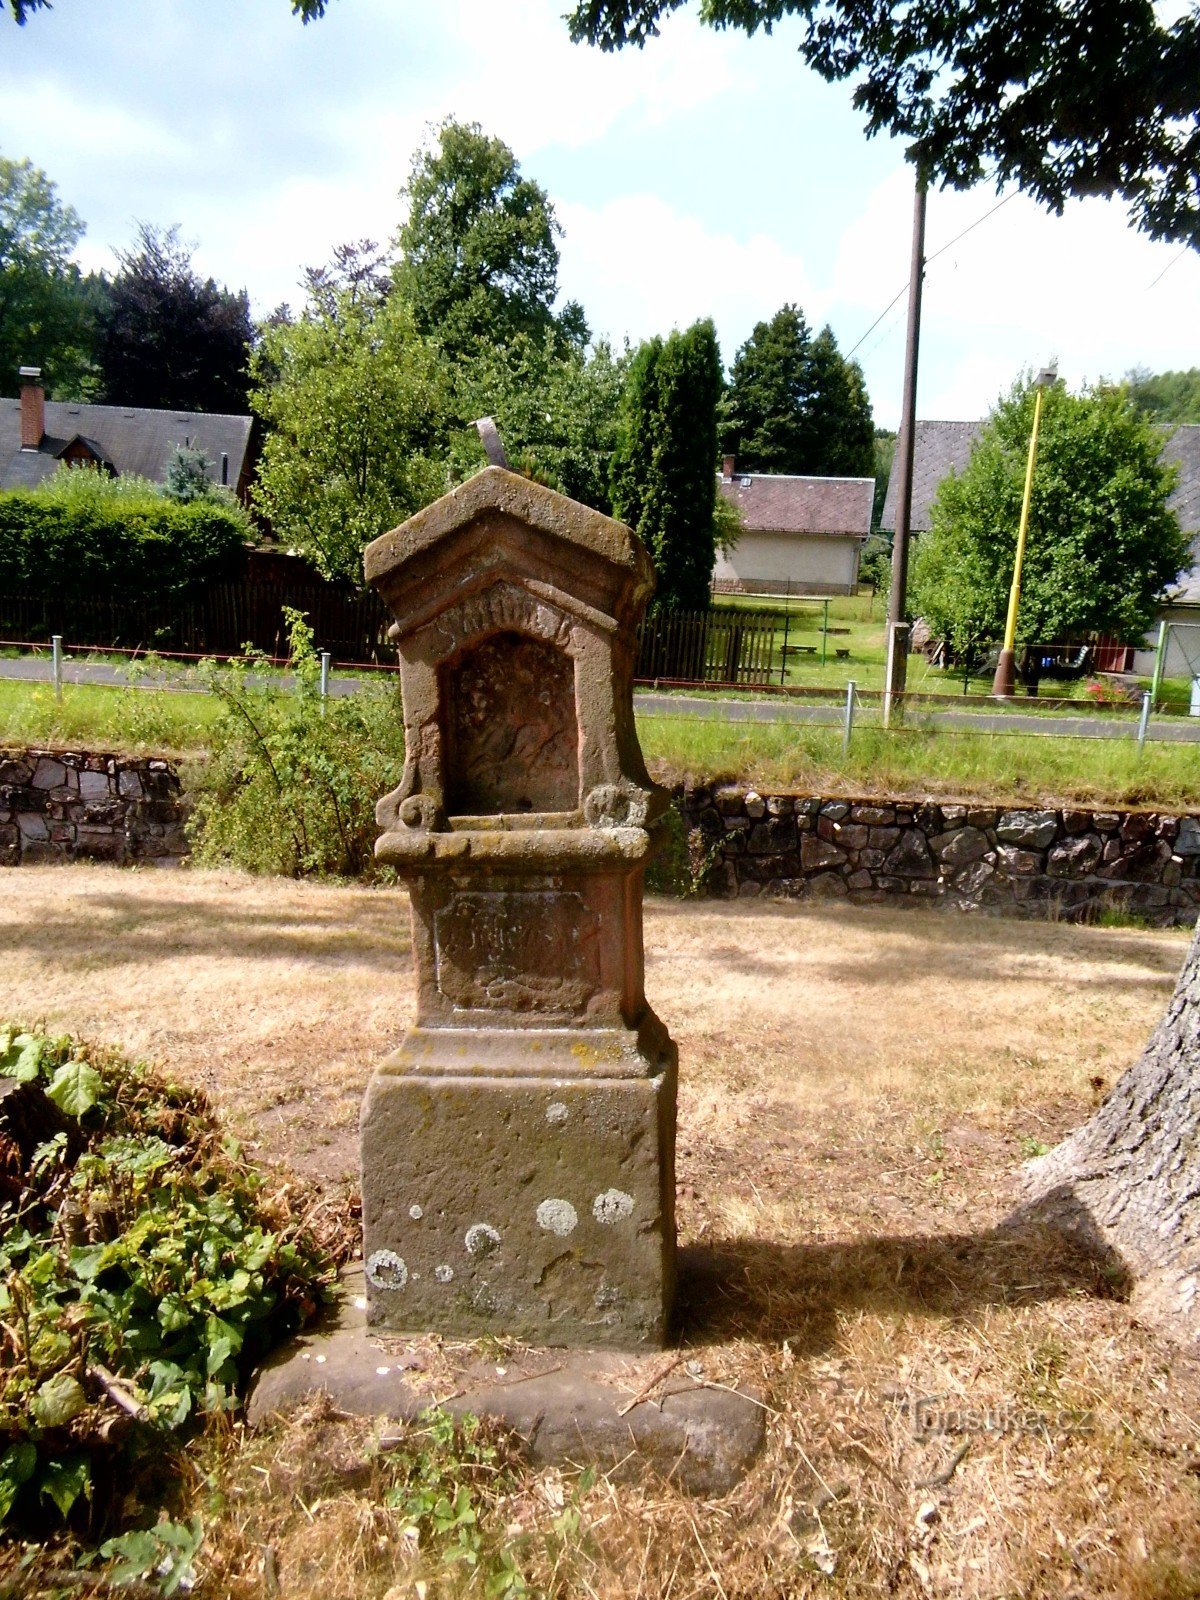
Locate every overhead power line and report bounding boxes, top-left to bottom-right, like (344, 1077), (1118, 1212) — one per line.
(845, 191), (1016, 361)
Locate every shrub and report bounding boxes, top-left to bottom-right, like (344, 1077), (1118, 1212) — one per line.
(0, 466), (249, 600)
(0, 1024), (333, 1537)
(187, 610), (406, 878)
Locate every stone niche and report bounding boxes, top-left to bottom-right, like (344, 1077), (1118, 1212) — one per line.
(360, 466), (678, 1349)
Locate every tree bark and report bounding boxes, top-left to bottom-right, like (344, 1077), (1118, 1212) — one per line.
(1018, 916), (1200, 1337)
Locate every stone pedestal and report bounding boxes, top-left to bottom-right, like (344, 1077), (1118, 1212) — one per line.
(361, 468), (678, 1349)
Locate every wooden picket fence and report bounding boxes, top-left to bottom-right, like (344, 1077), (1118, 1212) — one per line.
(635, 607), (779, 686)
(0, 583), (393, 664)
(2, 584), (781, 686)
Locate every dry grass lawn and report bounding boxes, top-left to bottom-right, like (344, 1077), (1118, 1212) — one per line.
(3, 864), (1200, 1598)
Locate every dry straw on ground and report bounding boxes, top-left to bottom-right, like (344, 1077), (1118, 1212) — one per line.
(2, 865), (1199, 1598)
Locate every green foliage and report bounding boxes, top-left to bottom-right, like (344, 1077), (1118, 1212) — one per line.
(858, 532), (892, 596)
(381, 1409), (530, 1593)
(912, 379), (1190, 651)
(97, 223), (253, 414)
(188, 610), (407, 877)
(612, 319), (723, 611)
(98, 1515), (206, 1597)
(452, 328), (629, 513)
(398, 119), (584, 361)
(0, 153), (102, 399)
(720, 305), (874, 478)
(872, 428), (897, 529)
(644, 803), (724, 897)
(568, 0), (1200, 250)
(804, 325), (875, 478)
(250, 283), (447, 583)
(162, 444), (221, 504)
(0, 1024), (332, 1537)
(1126, 367), (1200, 424)
(0, 467), (249, 599)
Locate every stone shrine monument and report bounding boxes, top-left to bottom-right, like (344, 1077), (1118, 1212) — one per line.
(360, 466), (678, 1348)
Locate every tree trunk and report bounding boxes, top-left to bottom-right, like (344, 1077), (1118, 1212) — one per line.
(1018, 916), (1200, 1337)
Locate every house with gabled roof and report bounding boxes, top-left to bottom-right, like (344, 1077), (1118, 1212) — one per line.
(1, 368), (254, 499)
(712, 455), (875, 596)
(879, 420), (1200, 680)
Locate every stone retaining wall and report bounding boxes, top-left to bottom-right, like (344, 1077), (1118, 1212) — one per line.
(677, 786), (1200, 927)
(0, 748), (188, 867)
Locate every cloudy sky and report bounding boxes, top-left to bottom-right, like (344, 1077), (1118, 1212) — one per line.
(2, 0), (1197, 428)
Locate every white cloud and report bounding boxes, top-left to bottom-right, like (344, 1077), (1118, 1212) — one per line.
(829, 168), (1200, 424)
(558, 195), (821, 357)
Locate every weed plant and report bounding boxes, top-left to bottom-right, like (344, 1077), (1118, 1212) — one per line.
(0, 1024), (333, 1548)
(187, 611), (405, 878)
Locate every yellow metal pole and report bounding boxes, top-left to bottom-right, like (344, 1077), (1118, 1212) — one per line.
(992, 380), (1049, 698)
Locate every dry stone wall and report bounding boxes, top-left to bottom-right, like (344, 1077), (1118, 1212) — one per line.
(0, 748), (188, 867)
(678, 786), (1200, 927)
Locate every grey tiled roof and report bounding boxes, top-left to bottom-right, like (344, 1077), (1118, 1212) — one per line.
(0, 398), (252, 492)
(717, 472), (874, 538)
(878, 421), (983, 533)
(880, 419), (1200, 603)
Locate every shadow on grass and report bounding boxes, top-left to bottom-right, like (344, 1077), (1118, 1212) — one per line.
(647, 893), (1191, 991)
(675, 1204), (1130, 1353)
(0, 885), (412, 970)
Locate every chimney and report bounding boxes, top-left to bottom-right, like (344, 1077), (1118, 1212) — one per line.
(722, 453), (736, 480)
(19, 367), (45, 451)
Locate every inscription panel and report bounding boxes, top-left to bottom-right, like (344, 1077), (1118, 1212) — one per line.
(434, 890), (601, 1015)
(443, 631), (578, 815)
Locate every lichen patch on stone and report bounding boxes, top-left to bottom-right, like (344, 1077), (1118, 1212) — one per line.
(366, 1250), (409, 1290)
(592, 1188), (635, 1225)
(536, 1197), (579, 1235)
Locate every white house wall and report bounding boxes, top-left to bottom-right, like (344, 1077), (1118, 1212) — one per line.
(713, 530), (861, 595)
(1133, 606), (1200, 681)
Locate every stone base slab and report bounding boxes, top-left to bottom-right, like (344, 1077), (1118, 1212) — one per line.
(360, 1056), (677, 1348)
(248, 1271), (763, 1497)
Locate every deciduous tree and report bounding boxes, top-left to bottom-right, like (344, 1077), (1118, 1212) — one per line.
(1019, 919), (1200, 1340)
(250, 281), (448, 584)
(912, 379), (1188, 653)
(0, 154), (100, 398)
(453, 330), (628, 514)
(397, 120), (586, 360)
(568, 0), (1200, 249)
(1126, 367), (1200, 424)
(611, 319), (722, 611)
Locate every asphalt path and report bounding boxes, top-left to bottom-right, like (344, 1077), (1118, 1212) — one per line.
(636, 692), (1200, 742)
(3, 656), (1199, 743)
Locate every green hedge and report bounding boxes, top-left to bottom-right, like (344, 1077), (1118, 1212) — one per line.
(0, 488), (248, 599)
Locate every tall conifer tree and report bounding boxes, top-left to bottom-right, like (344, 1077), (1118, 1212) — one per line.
(611, 318), (722, 611)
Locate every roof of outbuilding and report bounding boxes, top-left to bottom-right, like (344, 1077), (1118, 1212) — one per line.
(879, 420), (1200, 604)
(717, 472), (874, 537)
(0, 398), (253, 491)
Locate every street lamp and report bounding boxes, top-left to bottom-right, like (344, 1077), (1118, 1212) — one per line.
(992, 365), (1058, 698)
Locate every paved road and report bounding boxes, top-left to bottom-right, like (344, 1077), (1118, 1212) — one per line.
(636, 691), (1200, 743)
(4, 655), (1199, 743)
(0, 655), (365, 698)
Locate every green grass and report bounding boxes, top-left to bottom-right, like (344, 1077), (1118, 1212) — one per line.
(3, 675), (1198, 809)
(638, 712), (1200, 809)
(0, 679), (222, 755)
(711, 594), (1173, 709)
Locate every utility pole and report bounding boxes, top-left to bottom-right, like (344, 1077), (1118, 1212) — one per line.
(882, 163), (927, 729)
